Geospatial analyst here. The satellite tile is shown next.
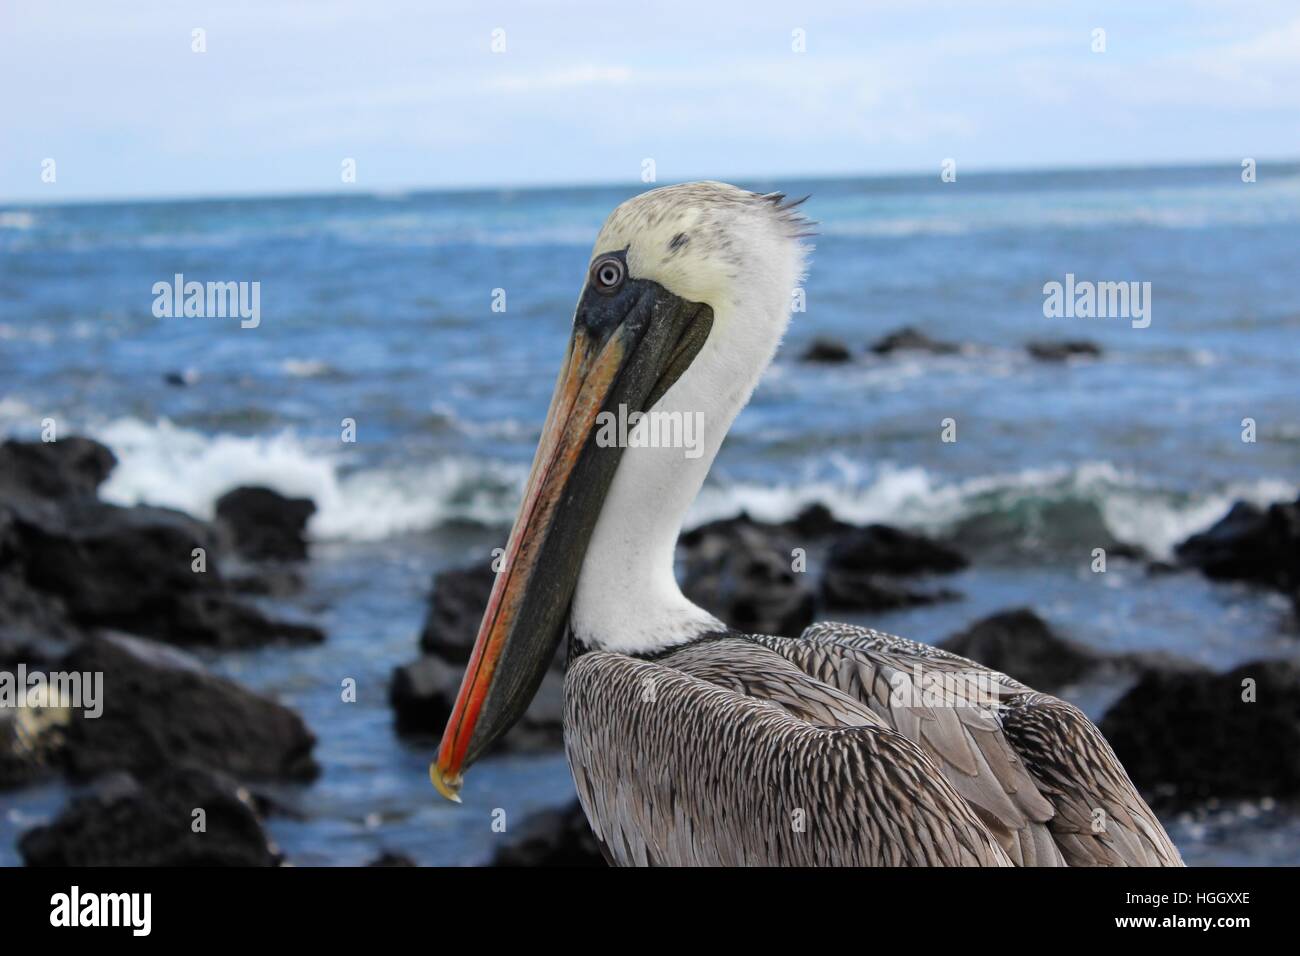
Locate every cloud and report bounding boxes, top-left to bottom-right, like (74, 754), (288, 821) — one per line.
(2, 0), (1298, 200)
(488, 65), (633, 93)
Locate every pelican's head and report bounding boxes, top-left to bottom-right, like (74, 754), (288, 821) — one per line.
(432, 183), (811, 800)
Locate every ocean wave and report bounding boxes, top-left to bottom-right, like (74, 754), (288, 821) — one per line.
(4, 218), (597, 255)
(80, 418), (1296, 559)
(691, 461), (1296, 560)
(280, 358), (338, 379)
(821, 187), (1300, 239)
(0, 211), (36, 230)
(93, 418), (524, 542)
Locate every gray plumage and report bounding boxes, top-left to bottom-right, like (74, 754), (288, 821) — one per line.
(563, 622), (1183, 867)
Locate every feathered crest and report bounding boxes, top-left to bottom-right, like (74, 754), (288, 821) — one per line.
(756, 191), (817, 239)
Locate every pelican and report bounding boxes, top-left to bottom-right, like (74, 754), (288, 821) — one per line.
(431, 182), (1183, 867)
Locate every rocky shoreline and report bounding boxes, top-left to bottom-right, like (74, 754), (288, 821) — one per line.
(798, 325), (1105, 365)
(2, 437), (319, 864)
(3, 435), (1298, 866)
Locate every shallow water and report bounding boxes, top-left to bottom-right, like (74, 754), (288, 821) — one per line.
(2, 163), (1298, 865)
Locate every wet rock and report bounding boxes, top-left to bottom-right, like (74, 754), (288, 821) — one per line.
(1099, 659), (1300, 810)
(227, 566), (305, 598)
(389, 655), (564, 752)
(782, 503), (856, 539)
(799, 338), (853, 364)
(418, 560), (497, 661)
(939, 609), (1203, 694)
(0, 564), (82, 659)
(940, 609), (1103, 693)
(819, 525), (967, 611)
(680, 515), (815, 636)
(1175, 496), (1300, 595)
(61, 632), (318, 782)
(19, 766), (280, 866)
(1025, 340), (1102, 362)
(163, 369), (199, 387)
(0, 437), (117, 502)
(680, 506), (852, 550)
(489, 800), (605, 867)
(10, 498), (322, 648)
(868, 326), (961, 356)
(825, 524), (968, 576)
(821, 571), (960, 611)
(387, 654), (451, 727)
(215, 486), (316, 562)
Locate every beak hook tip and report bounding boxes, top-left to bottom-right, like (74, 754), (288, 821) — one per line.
(430, 762), (464, 804)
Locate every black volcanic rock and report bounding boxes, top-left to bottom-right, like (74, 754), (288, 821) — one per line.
(783, 503), (856, 539)
(799, 338), (853, 364)
(679, 506), (853, 549)
(1175, 496), (1300, 595)
(821, 571), (960, 611)
(680, 516), (815, 636)
(825, 524), (968, 576)
(868, 326), (961, 356)
(0, 437), (117, 502)
(19, 766), (279, 867)
(215, 485), (316, 561)
(418, 560), (497, 661)
(390, 654), (564, 752)
(8, 497), (322, 649)
(0, 559), (81, 660)
(389, 654), (462, 735)
(489, 800), (605, 867)
(939, 609), (1202, 694)
(940, 609), (1103, 693)
(61, 632), (318, 782)
(1099, 659), (1300, 810)
(1025, 340), (1102, 362)
(818, 525), (966, 612)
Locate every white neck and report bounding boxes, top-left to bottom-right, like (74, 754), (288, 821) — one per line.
(570, 285), (795, 654)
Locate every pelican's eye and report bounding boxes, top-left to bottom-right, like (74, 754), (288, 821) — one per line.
(590, 256), (625, 294)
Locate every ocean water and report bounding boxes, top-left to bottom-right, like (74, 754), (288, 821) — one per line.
(2, 164), (1298, 865)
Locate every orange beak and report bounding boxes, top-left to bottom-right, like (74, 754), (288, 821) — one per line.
(430, 325), (627, 800)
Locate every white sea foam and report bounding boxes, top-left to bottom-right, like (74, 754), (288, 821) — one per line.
(821, 186), (1300, 239)
(79, 418), (1296, 557)
(94, 418), (524, 542)
(691, 460), (1296, 559)
(0, 211), (36, 230)
(280, 358), (336, 378)
(0, 397), (38, 427)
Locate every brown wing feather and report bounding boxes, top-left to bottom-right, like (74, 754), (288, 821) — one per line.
(750, 630), (1063, 866)
(999, 693), (1184, 866)
(779, 622), (1183, 867)
(564, 647), (1013, 867)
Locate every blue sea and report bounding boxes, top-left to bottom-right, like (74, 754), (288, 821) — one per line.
(2, 163), (1299, 865)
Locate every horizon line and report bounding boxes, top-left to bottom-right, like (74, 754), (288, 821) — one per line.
(4, 154), (1297, 210)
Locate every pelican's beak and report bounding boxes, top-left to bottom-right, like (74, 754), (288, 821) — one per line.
(431, 255), (713, 801)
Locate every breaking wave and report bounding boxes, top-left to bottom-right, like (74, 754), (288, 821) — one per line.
(692, 461), (1295, 559)
(82, 418), (1296, 559)
(93, 418), (525, 542)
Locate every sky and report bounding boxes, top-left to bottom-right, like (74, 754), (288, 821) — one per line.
(2, 0), (1298, 202)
